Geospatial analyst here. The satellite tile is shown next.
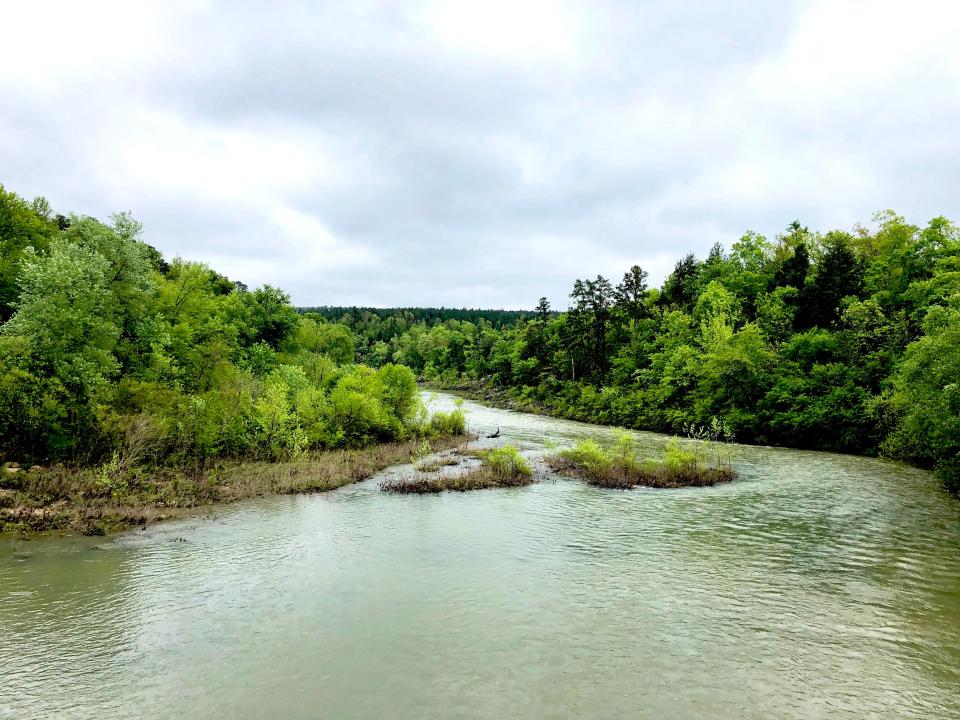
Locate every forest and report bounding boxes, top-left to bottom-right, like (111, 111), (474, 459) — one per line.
(302, 306), (534, 328)
(327, 217), (960, 493)
(1, 183), (958, 495)
(0, 184), (459, 475)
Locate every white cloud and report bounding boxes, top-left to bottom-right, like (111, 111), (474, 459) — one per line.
(1, 0), (958, 308)
(413, 0), (584, 66)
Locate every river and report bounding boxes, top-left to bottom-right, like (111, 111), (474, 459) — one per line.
(2, 392), (959, 719)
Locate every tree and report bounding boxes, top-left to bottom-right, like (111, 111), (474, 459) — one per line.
(296, 318), (355, 364)
(659, 253), (700, 309)
(570, 275), (614, 381)
(773, 241), (809, 291)
(799, 233), (864, 329)
(375, 363), (419, 421)
(726, 231), (774, 319)
(535, 296), (551, 324)
(614, 265), (649, 321)
(695, 323), (774, 433)
(0, 185), (57, 321)
(237, 285), (300, 349)
(694, 281), (740, 351)
(0, 241), (120, 456)
(526, 297), (552, 370)
(58, 214), (157, 373)
(883, 298), (960, 491)
(756, 286), (797, 345)
(698, 242), (729, 288)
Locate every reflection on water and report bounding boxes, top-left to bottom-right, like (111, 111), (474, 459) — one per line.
(2, 392), (960, 719)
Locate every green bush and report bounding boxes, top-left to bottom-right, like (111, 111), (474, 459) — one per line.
(661, 438), (704, 472)
(484, 445), (532, 480)
(560, 439), (609, 471)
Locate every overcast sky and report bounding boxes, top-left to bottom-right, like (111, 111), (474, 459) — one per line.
(2, 1), (959, 309)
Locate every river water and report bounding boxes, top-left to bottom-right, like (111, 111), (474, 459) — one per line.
(2, 392), (960, 719)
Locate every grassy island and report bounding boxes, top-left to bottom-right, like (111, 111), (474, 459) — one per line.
(546, 432), (736, 489)
(380, 444), (534, 493)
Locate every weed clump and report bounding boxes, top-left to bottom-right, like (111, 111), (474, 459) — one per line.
(415, 456), (461, 472)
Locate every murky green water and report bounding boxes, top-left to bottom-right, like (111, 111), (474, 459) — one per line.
(3, 392), (960, 719)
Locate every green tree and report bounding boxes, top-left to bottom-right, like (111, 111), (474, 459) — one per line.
(659, 253), (700, 310)
(800, 233), (864, 329)
(883, 298), (960, 491)
(0, 185), (57, 321)
(297, 318), (355, 364)
(0, 241), (120, 456)
(614, 265), (649, 321)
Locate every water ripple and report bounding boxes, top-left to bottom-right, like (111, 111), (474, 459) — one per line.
(2, 393), (960, 719)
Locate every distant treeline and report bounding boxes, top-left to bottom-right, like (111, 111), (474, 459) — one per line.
(298, 306), (540, 366)
(300, 306), (534, 327)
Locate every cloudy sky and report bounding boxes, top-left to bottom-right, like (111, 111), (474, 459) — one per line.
(2, 1), (958, 309)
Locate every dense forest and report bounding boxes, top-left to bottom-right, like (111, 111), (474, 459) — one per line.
(332, 217), (960, 493)
(302, 306), (533, 328)
(301, 307), (537, 367)
(0, 185), (453, 470)
(1, 183), (958, 495)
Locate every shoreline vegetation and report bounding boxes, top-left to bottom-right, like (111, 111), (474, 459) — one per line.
(1, 433), (472, 536)
(0, 183), (480, 537)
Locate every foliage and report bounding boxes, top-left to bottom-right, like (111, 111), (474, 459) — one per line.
(428, 407), (467, 437)
(483, 445), (532, 480)
(2, 185), (958, 496)
(549, 433), (735, 489)
(558, 438), (609, 472)
(324, 213), (960, 494)
(882, 298), (960, 492)
(0, 187), (463, 468)
(0, 185), (58, 322)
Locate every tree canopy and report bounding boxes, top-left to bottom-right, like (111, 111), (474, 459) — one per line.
(0, 188), (429, 465)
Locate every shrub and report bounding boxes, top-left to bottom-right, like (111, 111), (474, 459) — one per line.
(559, 439), (608, 471)
(327, 385), (392, 447)
(484, 445), (532, 480)
(376, 364), (419, 420)
(661, 438), (703, 472)
(428, 408), (467, 436)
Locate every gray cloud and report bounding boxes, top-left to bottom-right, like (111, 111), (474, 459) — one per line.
(2, 0), (958, 309)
